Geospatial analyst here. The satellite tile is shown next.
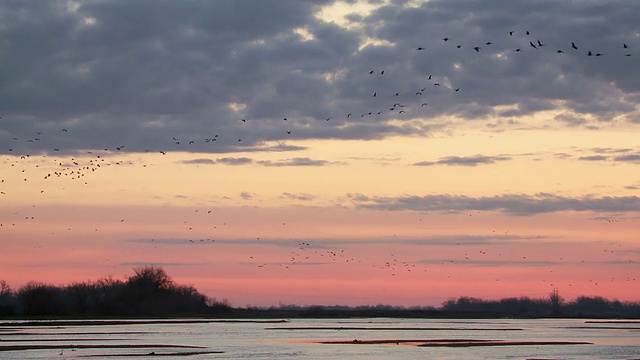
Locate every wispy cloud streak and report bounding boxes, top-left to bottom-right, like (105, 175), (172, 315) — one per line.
(349, 193), (640, 215)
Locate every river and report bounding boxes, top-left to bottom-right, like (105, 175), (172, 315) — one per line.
(1, 318), (639, 359)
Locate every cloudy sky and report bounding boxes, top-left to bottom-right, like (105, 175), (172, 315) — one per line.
(1, 0), (639, 307)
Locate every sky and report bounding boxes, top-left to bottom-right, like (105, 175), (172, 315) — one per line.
(1, 0), (639, 308)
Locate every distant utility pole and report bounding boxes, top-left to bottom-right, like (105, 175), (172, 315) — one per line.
(550, 287), (561, 315)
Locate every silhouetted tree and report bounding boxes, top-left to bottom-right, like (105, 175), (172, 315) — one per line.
(18, 282), (65, 316)
(66, 281), (93, 316)
(128, 266), (173, 292)
(0, 280), (16, 316)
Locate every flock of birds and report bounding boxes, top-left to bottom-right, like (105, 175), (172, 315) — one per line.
(1, 29), (638, 292)
(1, 30), (636, 156)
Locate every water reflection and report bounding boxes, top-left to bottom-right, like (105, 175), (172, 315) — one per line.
(1, 318), (639, 359)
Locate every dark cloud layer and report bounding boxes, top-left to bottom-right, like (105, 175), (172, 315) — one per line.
(349, 192), (640, 216)
(0, 0), (639, 154)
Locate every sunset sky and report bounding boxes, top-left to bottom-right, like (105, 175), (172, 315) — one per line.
(1, 0), (639, 308)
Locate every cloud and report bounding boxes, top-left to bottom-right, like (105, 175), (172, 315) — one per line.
(0, 0), (638, 155)
(239, 192), (253, 200)
(413, 161), (436, 166)
(280, 192), (316, 201)
(613, 154), (640, 163)
(123, 234), (552, 247)
(121, 262), (202, 267)
(590, 147), (633, 154)
(257, 157), (335, 167)
(413, 154), (512, 167)
(242, 143), (309, 152)
(578, 155), (609, 161)
(350, 193), (640, 216)
(555, 113), (588, 127)
(216, 157), (253, 165)
(416, 259), (635, 268)
(180, 158), (215, 165)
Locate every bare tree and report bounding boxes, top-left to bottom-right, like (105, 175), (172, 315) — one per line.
(0, 280), (10, 296)
(128, 266), (173, 291)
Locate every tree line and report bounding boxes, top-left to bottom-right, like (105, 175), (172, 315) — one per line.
(1, 268), (639, 318)
(440, 293), (640, 318)
(0, 266), (230, 317)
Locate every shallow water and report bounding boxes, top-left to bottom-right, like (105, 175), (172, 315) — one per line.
(1, 318), (639, 359)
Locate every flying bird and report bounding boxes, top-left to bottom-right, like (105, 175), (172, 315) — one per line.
(530, 42), (537, 49)
(571, 42), (578, 50)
